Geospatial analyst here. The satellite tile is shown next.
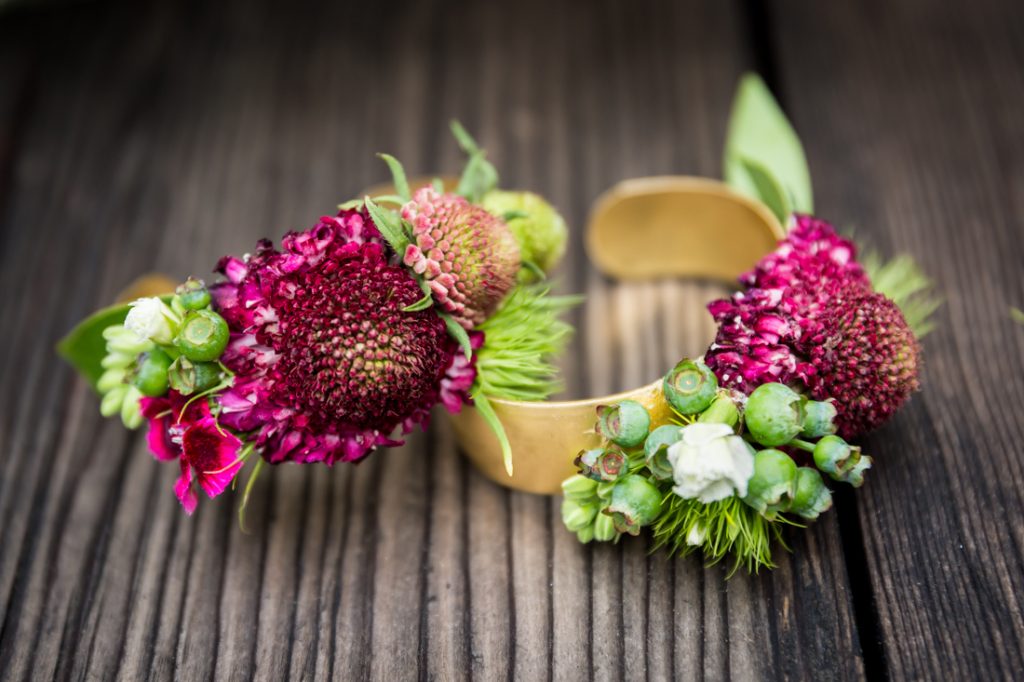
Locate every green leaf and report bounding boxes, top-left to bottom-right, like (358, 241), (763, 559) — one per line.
(450, 120), (481, 154)
(363, 196), (410, 254)
(502, 209), (530, 222)
(439, 311), (472, 359)
(456, 153), (499, 203)
(472, 391), (513, 476)
(739, 156), (792, 223)
(1012, 307), (1024, 325)
(431, 177), (445, 193)
(238, 456), (265, 534)
(377, 153), (411, 202)
(724, 73), (813, 218)
(402, 291), (434, 312)
(338, 198), (364, 210)
(520, 260), (547, 281)
(57, 303), (135, 390)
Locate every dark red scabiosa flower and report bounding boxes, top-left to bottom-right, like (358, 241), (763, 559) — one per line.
(211, 209), (476, 466)
(140, 391), (243, 514)
(705, 215), (920, 438)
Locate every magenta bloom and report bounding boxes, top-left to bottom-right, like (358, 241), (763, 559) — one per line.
(140, 392), (243, 514)
(210, 209), (475, 466)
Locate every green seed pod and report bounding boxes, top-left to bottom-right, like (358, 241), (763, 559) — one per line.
(606, 475), (663, 536)
(596, 400), (651, 448)
(802, 400), (838, 438)
(789, 467), (833, 520)
(814, 436), (872, 487)
(561, 499), (599, 532)
(176, 277), (212, 311)
(743, 448), (798, 519)
(101, 385), (127, 417)
(663, 358), (717, 415)
(167, 357), (221, 396)
(576, 525), (596, 544)
(697, 394), (740, 427)
(643, 425), (682, 480)
(592, 512), (618, 542)
(131, 348), (173, 397)
(561, 474), (599, 502)
(574, 447), (628, 482)
(97, 368), (127, 394)
(744, 383), (806, 447)
(120, 386), (144, 429)
(175, 310), (230, 362)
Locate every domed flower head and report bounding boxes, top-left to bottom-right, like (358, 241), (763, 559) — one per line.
(401, 187), (520, 328)
(211, 209), (476, 465)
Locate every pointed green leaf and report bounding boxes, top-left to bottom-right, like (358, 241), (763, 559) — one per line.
(739, 156), (792, 223)
(402, 291), (434, 312)
(472, 390), (513, 476)
(364, 196), (410, 254)
(520, 260), (546, 281)
(456, 153), (499, 203)
(338, 198), (364, 210)
(724, 73), (813, 217)
(377, 153), (411, 202)
(57, 303), (135, 390)
(431, 177), (445, 193)
(439, 311), (472, 359)
(450, 120), (481, 154)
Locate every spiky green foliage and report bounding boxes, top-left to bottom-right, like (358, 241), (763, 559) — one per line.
(862, 251), (941, 337)
(473, 284), (581, 401)
(650, 494), (796, 576)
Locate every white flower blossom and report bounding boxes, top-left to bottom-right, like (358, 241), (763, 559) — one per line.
(667, 422), (754, 503)
(124, 297), (180, 345)
(686, 523), (707, 546)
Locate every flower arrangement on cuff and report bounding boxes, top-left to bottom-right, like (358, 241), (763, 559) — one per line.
(66, 122), (577, 519)
(560, 209), (936, 573)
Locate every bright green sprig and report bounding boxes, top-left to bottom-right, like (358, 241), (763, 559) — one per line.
(862, 250), (941, 337)
(473, 284), (581, 401)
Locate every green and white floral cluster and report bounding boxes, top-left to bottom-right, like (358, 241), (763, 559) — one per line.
(560, 358), (871, 574)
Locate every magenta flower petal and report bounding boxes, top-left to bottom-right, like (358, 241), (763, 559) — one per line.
(174, 461), (199, 515)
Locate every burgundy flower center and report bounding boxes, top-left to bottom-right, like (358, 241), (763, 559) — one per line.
(268, 247), (451, 431)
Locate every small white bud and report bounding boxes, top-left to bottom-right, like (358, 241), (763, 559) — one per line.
(124, 297), (180, 345)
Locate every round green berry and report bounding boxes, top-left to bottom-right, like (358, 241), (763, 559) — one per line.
(606, 475), (663, 536)
(744, 383), (806, 446)
(131, 348), (173, 397)
(175, 310), (229, 362)
(597, 400), (651, 448)
(663, 358), (717, 415)
(743, 448), (798, 519)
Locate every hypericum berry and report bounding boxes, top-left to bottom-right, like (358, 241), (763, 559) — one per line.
(175, 310), (229, 362)
(789, 467), (833, 520)
(167, 357), (221, 396)
(663, 358), (717, 415)
(605, 475), (663, 536)
(744, 383), (806, 447)
(176, 278), (212, 311)
(813, 435), (872, 487)
(131, 348), (173, 397)
(596, 400), (651, 448)
(575, 447), (627, 482)
(697, 394), (740, 427)
(802, 399), (838, 438)
(743, 449), (798, 519)
(643, 425), (683, 480)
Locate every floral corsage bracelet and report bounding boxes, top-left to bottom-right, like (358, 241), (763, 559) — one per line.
(59, 75), (936, 572)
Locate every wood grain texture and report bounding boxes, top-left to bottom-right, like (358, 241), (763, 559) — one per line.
(0, 0), (1017, 679)
(772, 1), (1024, 679)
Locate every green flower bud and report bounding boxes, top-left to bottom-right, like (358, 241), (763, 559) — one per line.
(561, 474), (599, 501)
(101, 352), (135, 370)
(97, 367), (127, 394)
(801, 400), (838, 438)
(596, 400), (651, 448)
(480, 190), (568, 276)
(167, 357), (221, 396)
(130, 348), (172, 397)
(697, 394), (740, 427)
(606, 475), (663, 536)
(120, 386), (144, 429)
(595, 481), (616, 501)
(663, 358), (717, 415)
(175, 310), (229, 362)
(574, 447), (627, 482)
(789, 467), (833, 520)
(813, 436), (872, 487)
(561, 499), (599, 532)
(176, 277), (212, 311)
(100, 385), (127, 417)
(744, 383), (806, 447)
(593, 512), (618, 541)
(576, 525), (595, 544)
(743, 448), (798, 519)
(643, 425), (682, 480)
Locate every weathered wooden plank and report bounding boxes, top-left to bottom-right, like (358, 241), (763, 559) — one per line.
(773, 0), (1024, 678)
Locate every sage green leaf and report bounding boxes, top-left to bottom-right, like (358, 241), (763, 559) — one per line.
(364, 196), (410, 254)
(472, 390), (514, 476)
(57, 303), (135, 390)
(402, 291), (434, 312)
(439, 311), (472, 359)
(724, 73), (813, 218)
(450, 120), (481, 154)
(456, 153), (499, 203)
(377, 153), (411, 202)
(739, 156), (792, 223)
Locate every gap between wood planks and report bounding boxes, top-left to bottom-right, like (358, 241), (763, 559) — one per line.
(741, 0), (890, 678)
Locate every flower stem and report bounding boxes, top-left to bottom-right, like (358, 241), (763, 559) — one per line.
(789, 438), (816, 452)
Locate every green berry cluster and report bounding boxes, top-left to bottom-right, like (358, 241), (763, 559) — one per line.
(558, 357), (874, 574)
(96, 279), (232, 427)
